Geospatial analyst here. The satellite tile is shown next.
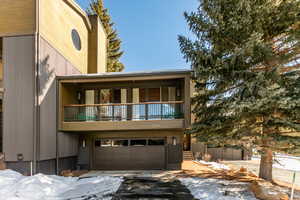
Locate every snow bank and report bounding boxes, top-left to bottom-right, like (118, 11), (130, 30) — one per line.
(0, 170), (123, 200)
(197, 160), (231, 170)
(180, 177), (258, 200)
(252, 154), (300, 171)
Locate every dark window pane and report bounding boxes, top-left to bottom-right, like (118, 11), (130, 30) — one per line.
(95, 140), (101, 147)
(101, 139), (112, 147)
(71, 29), (82, 51)
(148, 139), (165, 146)
(130, 139), (146, 146)
(113, 140), (128, 147)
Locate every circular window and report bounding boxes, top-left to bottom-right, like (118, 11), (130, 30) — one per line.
(71, 29), (81, 51)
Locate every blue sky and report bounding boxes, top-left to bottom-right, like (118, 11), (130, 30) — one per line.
(76, 0), (198, 72)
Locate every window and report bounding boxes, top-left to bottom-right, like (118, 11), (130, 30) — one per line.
(95, 140), (101, 147)
(95, 139), (112, 147)
(71, 29), (81, 51)
(130, 139), (147, 146)
(148, 139), (165, 146)
(113, 140), (129, 147)
(101, 139), (112, 147)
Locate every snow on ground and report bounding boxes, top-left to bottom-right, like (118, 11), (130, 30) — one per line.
(197, 160), (231, 170)
(0, 169), (123, 200)
(180, 177), (258, 200)
(252, 154), (300, 171)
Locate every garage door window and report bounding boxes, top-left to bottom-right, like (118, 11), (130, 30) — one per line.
(113, 140), (129, 147)
(101, 139), (112, 147)
(95, 140), (101, 147)
(130, 139), (147, 146)
(148, 139), (165, 146)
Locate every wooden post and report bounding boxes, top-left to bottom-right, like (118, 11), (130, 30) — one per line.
(290, 172), (296, 200)
(127, 88), (132, 120)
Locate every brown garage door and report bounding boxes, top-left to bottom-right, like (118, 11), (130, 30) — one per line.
(94, 138), (166, 170)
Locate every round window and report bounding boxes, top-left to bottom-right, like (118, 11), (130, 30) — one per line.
(71, 29), (81, 51)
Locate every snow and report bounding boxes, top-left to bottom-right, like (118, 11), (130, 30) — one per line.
(197, 160), (231, 170)
(252, 154), (300, 172)
(180, 177), (258, 200)
(0, 170), (123, 200)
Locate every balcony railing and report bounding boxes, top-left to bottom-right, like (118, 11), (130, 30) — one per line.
(63, 101), (184, 122)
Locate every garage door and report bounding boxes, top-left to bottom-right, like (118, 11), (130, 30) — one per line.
(94, 138), (166, 170)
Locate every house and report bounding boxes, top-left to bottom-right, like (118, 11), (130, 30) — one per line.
(0, 0), (191, 174)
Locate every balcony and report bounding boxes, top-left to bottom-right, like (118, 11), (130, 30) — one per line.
(58, 70), (191, 131)
(64, 101), (184, 122)
(61, 101), (186, 131)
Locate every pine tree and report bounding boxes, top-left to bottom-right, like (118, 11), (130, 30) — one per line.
(89, 0), (124, 72)
(179, 0), (300, 181)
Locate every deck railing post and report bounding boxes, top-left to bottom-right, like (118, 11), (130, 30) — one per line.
(112, 105), (115, 121)
(145, 104), (149, 120)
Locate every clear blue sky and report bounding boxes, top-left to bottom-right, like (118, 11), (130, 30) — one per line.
(76, 0), (198, 72)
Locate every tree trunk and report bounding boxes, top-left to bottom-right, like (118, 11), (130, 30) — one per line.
(259, 147), (273, 181)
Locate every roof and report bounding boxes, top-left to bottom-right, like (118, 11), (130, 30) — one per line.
(57, 69), (192, 80)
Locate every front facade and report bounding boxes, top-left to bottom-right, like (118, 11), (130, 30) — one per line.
(0, 0), (191, 174)
(58, 71), (191, 170)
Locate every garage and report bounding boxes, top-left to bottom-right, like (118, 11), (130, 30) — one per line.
(93, 138), (166, 170)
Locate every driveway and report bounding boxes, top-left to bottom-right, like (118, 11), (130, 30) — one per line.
(112, 177), (195, 199)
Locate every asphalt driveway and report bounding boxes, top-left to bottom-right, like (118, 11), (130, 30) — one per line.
(112, 177), (195, 200)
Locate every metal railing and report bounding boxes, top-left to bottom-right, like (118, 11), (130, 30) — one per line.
(63, 101), (184, 122)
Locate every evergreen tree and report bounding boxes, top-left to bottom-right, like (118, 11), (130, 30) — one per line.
(179, 0), (300, 181)
(89, 0), (124, 72)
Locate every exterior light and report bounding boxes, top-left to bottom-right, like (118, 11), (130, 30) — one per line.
(82, 139), (86, 148)
(77, 91), (81, 101)
(17, 153), (24, 161)
(172, 137), (177, 146)
(176, 88), (181, 97)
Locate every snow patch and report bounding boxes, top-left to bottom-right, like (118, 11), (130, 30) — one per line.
(252, 154), (300, 172)
(180, 177), (258, 200)
(0, 170), (123, 200)
(197, 160), (231, 170)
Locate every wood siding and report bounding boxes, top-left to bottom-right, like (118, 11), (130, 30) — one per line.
(61, 119), (185, 132)
(3, 36), (35, 161)
(88, 16), (107, 73)
(39, 0), (89, 73)
(0, 0), (35, 37)
(39, 37), (80, 160)
(58, 132), (78, 158)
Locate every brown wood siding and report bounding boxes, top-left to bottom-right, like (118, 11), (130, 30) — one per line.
(139, 88), (160, 102)
(148, 88), (160, 102)
(3, 36), (35, 161)
(0, 0), (36, 37)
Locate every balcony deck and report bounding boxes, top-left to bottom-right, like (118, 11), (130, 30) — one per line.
(61, 101), (185, 131)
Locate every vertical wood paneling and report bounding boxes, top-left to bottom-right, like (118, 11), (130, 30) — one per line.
(88, 16), (107, 74)
(3, 36), (35, 161)
(39, 37), (80, 160)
